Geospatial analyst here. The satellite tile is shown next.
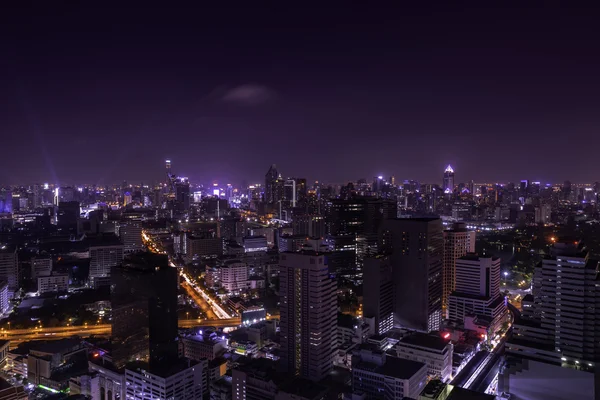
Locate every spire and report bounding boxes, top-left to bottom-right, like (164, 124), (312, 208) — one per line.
(445, 164), (454, 174)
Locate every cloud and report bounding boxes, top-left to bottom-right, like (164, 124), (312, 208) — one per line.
(221, 84), (275, 105)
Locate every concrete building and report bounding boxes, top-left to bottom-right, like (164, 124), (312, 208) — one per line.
(89, 237), (124, 280)
(0, 281), (8, 314)
(119, 220), (144, 253)
(232, 358), (281, 400)
(448, 255), (506, 332)
(31, 256), (52, 279)
(279, 251), (337, 381)
(88, 357), (126, 400)
(181, 331), (226, 361)
(0, 246), (18, 295)
(381, 218), (444, 332)
(395, 333), (453, 382)
(37, 273), (69, 294)
(505, 240), (600, 374)
(220, 261), (249, 292)
(350, 344), (428, 400)
(443, 223), (475, 313)
(243, 236), (268, 253)
(363, 255), (394, 335)
(27, 338), (87, 389)
(185, 233), (223, 262)
(125, 360), (204, 400)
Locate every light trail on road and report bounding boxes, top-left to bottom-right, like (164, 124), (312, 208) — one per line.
(180, 272), (232, 319)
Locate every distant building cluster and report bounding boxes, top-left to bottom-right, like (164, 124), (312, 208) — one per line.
(0, 160), (597, 399)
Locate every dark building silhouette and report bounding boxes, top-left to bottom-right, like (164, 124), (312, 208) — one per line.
(57, 201), (80, 235)
(175, 178), (190, 212)
(381, 218), (444, 332)
(111, 252), (178, 368)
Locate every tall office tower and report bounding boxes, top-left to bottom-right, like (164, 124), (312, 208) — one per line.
(534, 203), (552, 224)
(381, 218), (444, 332)
(443, 223), (476, 313)
(264, 164), (279, 204)
(111, 252), (179, 368)
(291, 213), (325, 238)
(175, 178), (190, 212)
(363, 255), (394, 335)
(279, 251), (337, 381)
(284, 179), (297, 207)
(119, 220), (144, 253)
(442, 165), (454, 193)
(57, 201), (80, 235)
(502, 240), (600, 399)
(447, 255), (505, 330)
(32, 184), (42, 208)
(88, 236), (124, 281)
(0, 188), (14, 213)
(519, 179), (529, 200)
(327, 196), (397, 272)
(0, 246), (18, 295)
(165, 159), (171, 175)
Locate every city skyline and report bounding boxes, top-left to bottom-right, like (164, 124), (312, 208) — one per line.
(4, 4), (600, 184)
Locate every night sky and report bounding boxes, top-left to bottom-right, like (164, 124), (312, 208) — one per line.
(3, 4), (600, 186)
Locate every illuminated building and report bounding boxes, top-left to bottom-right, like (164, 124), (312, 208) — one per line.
(37, 273), (69, 294)
(175, 177), (190, 212)
(31, 256), (52, 279)
(395, 332), (453, 382)
(350, 345), (427, 399)
(501, 241), (599, 399)
(363, 255), (394, 335)
(119, 220), (143, 253)
(279, 250), (336, 381)
(0, 246), (18, 295)
(447, 255), (505, 333)
(111, 253), (178, 368)
(88, 236), (124, 283)
(125, 360), (204, 400)
(381, 218), (443, 332)
(442, 165), (455, 193)
(443, 223), (475, 314)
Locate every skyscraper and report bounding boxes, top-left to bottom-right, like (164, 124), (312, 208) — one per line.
(279, 250), (337, 381)
(363, 255), (394, 335)
(264, 164), (279, 204)
(381, 218), (444, 332)
(57, 201), (80, 235)
(0, 246), (18, 295)
(442, 165), (455, 193)
(501, 240), (600, 399)
(443, 223), (476, 313)
(111, 252), (179, 368)
(175, 178), (190, 212)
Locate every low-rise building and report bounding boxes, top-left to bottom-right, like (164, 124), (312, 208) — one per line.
(37, 273), (69, 294)
(350, 344), (427, 400)
(125, 359), (204, 400)
(395, 332), (453, 382)
(181, 331), (226, 361)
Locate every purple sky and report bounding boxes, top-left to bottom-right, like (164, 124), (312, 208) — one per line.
(3, 4), (600, 186)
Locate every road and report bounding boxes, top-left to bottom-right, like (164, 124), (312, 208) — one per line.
(180, 272), (232, 319)
(1, 317), (242, 348)
(182, 280), (218, 319)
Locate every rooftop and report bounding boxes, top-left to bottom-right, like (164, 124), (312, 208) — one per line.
(447, 386), (495, 400)
(278, 377), (328, 399)
(126, 358), (198, 379)
(398, 332), (450, 351)
(379, 357), (426, 380)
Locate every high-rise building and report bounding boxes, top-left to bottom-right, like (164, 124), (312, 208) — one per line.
(111, 252), (179, 368)
(442, 165), (454, 193)
(447, 255), (506, 331)
(442, 223), (476, 313)
(381, 218), (444, 332)
(0, 246), (18, 295)
(264, 164), (279, 204)
(279, 250), (337, 381)
(119, 220), (144, 253)
(176, 178), (190, 212)
(88, 236), (124, 281)
(363, 255), (394, 335)
(501, 240), (600, 399)
(57, 201), (80, 235)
